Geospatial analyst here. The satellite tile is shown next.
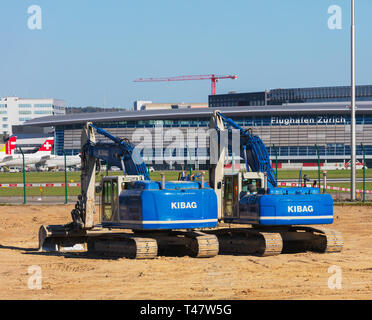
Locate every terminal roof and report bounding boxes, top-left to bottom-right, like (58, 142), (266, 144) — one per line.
(23, 102), (372, 127)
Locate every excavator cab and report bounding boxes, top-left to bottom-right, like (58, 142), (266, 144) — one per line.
(222, 172), (265, 220)
(100, 175), (145, 224)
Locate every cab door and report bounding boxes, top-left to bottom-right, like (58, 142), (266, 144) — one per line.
(101, 178), (120, 222)
(223, 175), (239, 219)
(101, 180), (113, 222)
(111, 179), (119, 222)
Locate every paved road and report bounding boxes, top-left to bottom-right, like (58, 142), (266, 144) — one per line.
(0, 196), (85, 205)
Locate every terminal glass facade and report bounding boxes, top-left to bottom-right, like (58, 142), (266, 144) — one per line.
(54, 113), (372, 166)
(209, 85), (372, 108)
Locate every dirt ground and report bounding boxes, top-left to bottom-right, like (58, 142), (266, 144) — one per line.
(0, 204), (371, 300)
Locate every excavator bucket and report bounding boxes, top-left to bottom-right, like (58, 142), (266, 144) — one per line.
(38, 224), (160, 259)
(38, 225), (89, 252)
(38, 224), (116, 253)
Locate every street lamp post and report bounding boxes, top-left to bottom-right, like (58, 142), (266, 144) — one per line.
(350, 0), (357, 200)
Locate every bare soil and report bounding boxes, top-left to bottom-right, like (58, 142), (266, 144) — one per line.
(0, 204), (371, 300)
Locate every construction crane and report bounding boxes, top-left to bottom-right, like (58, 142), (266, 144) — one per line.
(134, 74), (238, 95)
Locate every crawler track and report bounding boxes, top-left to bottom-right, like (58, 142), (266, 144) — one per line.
(257, 232), (284, 256)
(39, 225), (219, 259)
(209, 228), (283, 256)
(187, 232), (219, 258)
(90, 236), (158, 259)
(208, 225), (343, 256)
(38, 224), (159, 259)
(287, 226), (344, 253)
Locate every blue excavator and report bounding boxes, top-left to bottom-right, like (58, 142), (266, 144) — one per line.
(39, 113), (343, 259)
(38, 122), (219, 258)
(207, 110), (343, 256)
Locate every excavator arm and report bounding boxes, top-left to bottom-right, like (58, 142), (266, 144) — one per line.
(208, 111), (226, 220)
(87, 124), (150, 179)
(210, 111), (277, 189)
(71, 122), (150, 230)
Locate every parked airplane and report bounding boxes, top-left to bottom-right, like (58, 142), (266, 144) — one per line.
(0, 138), (54, 167)
(37, 153), (81, 170)
(0, 136), (17, 162)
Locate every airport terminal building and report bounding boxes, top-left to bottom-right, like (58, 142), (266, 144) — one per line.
(209, 85), (372, 107)
(0, 96), (65, 136)
(22, 85), (372, 169)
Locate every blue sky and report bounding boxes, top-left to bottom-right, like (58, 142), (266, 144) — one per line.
(0, 0), (371, 108)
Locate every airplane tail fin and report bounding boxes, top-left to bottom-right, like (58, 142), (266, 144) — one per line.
(0, 136), (17, 155)
(36, 138), (54, 155)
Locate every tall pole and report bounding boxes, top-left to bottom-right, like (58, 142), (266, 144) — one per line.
(315, 144), (321, 190)
(185, 144), (192, 176)
(361, 143), (366, 203)
(351, 0), (357, 200)
(273, 144), (278, 178)
(19, 147), (26, 204)
(63, 149), (68, 204)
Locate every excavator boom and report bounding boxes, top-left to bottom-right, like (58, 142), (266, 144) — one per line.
(215, 112), (277, 188)
(88, 123), (150, 180)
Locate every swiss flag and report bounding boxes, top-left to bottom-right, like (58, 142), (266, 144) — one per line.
(5, 136), (17, 155)
(38, 139), (54, 152)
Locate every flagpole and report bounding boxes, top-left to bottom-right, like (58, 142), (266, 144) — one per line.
(350, 0), (356, 201)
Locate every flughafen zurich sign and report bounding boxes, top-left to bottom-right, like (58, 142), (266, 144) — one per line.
(271, 116), (347, 126)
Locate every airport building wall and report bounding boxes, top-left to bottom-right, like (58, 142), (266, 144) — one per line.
(209, 85), (372, 107)
(0, 96), (65, 136)
(54, 112), (372, 169)
(23, 99), (372, 169)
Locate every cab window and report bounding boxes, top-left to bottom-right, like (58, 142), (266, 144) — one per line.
(103, 181), (111, 204)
